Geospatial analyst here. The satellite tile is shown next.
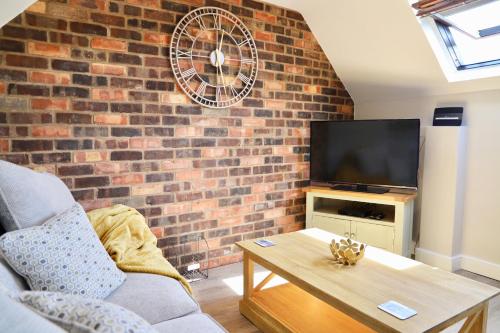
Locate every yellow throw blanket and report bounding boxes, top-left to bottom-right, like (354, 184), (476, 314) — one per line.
(87, 204), (191, 293)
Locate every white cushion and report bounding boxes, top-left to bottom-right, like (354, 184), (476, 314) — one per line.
(0, 160), (75, 231)
(19, 291), (156, 333)
(0, 291), (66, 333)
(0, 203), (125, 299)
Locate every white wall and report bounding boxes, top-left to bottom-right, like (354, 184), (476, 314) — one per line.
(266, 0), (500, 103)
(0, 0), (36, 28)
(356, 90), (500, 278)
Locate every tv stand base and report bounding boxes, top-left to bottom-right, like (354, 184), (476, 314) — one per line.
(330, 184), (389, 194)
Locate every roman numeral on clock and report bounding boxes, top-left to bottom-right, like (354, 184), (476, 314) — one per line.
(216, 86), (223, 102)
(212, 14), (222, 30)
(241, 58), (255, 65)
(229, 84), (239, 97)
(177, 49), (192, 59)
(238, 38), (251, 47)
(195, 16), (207, 30)
(238, 73), (251, 85)
(196, 81), (207, 96)
(181, 67), (197, 81)
(183, 30), (196, 42)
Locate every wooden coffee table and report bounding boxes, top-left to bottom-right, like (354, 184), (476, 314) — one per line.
(236, 228), (499, 333)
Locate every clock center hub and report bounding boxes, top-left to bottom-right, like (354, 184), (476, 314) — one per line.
(209, 50), (225, 67)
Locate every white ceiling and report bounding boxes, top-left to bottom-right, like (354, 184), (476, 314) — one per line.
(265, 0), (500, 104)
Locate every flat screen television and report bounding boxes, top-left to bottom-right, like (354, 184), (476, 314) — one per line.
(310, 119), (420, 193)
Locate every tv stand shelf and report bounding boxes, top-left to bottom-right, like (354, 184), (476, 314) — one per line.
(304, 186), (416, 257)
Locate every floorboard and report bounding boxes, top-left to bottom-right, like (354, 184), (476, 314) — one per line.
(191, 264), (500, 333)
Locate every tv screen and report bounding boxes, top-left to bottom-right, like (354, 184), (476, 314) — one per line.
(310, 119), (420, 188)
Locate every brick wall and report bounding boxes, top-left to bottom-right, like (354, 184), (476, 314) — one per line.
(0, 0), (353, 270)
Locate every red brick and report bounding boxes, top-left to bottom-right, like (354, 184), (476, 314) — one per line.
(27, 42), (70, 58)
(175, 127), (202, 137)
(161, 159), (191, 170)
(176, 169), (203, 181)
(94, 114), (128, 125)
(255, 31), (273, 42)
(160, 93), (188, 104)
(126, 0), (160, 8)
(150, 227), (163, 239)
(26, 2), (47, 13)
(74, 151), (107, 163)
(46, 2), (88, 20)
(95, 162), (129, 175)
(92, 88), (126, 101)
(304, 85), (321, 94)
(131, 183), (163, 196)
(285, 64), (303, 74)
(0, 83), (5, 94)
(30, 71), (70, 85)
(0, 139), (8, 152)
(255, 11), (276, 24)
(91, 63), (126, 76)
(69, 0), (106, 10)
(112, 174), (144, 185)
(144, 32), (169, 44)
(31, 98), (69, 111)
(129, 137), (162, 148)
(90, 37), (126, 51)
(32, 125), (70, 137)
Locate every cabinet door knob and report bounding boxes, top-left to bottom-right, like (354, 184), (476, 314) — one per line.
(344, 232), (349, 237)
(350, 233), (356, 239)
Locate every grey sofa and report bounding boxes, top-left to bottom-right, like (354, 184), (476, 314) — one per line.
(0, 160), (225, 333)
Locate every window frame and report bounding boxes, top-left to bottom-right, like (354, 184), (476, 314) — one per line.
(433, 2), (500, 71)
(436, 21), (500, 70)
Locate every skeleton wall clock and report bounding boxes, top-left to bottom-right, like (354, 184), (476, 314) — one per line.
(170, 7), (258, 108)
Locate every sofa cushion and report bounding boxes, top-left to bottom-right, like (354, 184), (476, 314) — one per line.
(106, 272), (200, 324)
(0, 203), (125, 299)
(153, 314), (227, 333)
(0, 160), (75, 231)
(19, 291), (156, 333)
(0, 255), (28, 294)
(0, 291), (66, 333)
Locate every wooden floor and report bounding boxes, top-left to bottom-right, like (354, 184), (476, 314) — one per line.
(192, 263), (500, 333)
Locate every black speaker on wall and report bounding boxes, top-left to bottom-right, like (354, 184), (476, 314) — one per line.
(433, 107), (463, 126)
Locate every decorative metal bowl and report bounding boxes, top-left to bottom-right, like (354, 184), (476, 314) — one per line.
(329, 238), (366, 266)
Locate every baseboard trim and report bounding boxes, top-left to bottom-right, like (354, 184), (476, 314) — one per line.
(416, 247), (500, 280)
(459, 255), (500, 281)
(415, 248), (461, 271)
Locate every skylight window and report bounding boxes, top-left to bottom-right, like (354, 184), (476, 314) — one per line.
(413, 0), (500, 72)
(436, 0), (500, 69)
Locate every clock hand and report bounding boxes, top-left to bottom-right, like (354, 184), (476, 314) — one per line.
(218, 30), (225, 55)
(190, 54), (245, 62)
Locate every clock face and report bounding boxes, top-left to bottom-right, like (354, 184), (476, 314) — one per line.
(170, 7), (258, 108)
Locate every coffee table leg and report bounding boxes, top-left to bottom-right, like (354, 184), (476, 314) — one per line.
(469, 303), (488, 333)
(243, 251), (254, 300)
(458, 303), (488, 333)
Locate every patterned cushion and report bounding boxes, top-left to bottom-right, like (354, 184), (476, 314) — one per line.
(0, 203), (125, 299)
(0, 291), (66, 333)
(0, 160), (75, 231)
(19, 291), (156, 333)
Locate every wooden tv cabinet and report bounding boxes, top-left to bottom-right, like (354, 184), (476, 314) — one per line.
(304, 186), (416, 257)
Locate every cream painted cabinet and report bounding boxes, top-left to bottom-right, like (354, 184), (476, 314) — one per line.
(312, 215), (395, 252)
(311, 215), (350, 238)
(305, 186), (415, 257)
(353, 222), (394, 252)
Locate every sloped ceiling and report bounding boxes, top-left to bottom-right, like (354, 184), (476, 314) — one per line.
(266, 0), (500, 104)
(1, 0), (37, 28)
